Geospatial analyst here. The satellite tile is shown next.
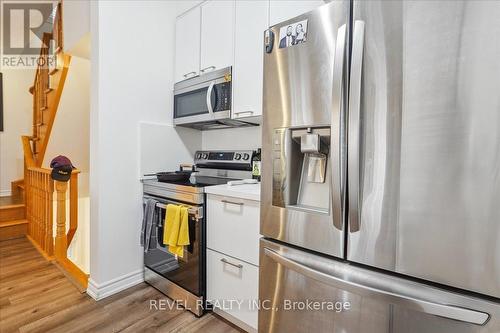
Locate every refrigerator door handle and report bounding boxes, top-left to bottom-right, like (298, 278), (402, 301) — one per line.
(263, 247), (490, 325)
(331, 24), (347, 231)
(348, 20), (366, 233)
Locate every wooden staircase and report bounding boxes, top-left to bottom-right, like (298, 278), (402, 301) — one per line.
(26, 32), (71, 166)
(1, 1), (88, 290)
(0, 193), (27, 241)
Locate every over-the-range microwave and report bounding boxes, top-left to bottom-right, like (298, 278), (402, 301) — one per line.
(173, 66), (259, 130)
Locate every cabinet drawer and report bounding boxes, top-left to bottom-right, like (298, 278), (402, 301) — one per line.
(207, 194), (260, 265)
(207, 249), (258, 329)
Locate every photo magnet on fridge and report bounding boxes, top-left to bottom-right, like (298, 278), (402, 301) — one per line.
(278, 19), (308, 49)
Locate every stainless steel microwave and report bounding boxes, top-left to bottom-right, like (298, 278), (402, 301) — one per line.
(173, 67), (258, 130)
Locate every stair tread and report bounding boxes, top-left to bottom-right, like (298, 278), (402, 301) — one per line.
(0, 219), (28, 227)
(0, 195), (24, 207)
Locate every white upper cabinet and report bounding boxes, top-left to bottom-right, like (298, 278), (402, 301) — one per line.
(174, 6), (201, 83)
(232, 0), (268, 119)
(200, 1), (235, 74)
(269, 0), (326, 26)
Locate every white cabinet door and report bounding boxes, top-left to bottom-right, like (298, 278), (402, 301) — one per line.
(207, 194), (260, 266)
(174, 6), (201, 83)
(207, 249), (259, 330)
(232, 0), (268, 120)
(200, 1), (235, 73)
(269, 0), (325, 26)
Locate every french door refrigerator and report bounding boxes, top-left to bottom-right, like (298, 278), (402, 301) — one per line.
(260, 1), (500, 332)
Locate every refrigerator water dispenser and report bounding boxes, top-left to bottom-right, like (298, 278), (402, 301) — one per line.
(272, 127), (331, 214)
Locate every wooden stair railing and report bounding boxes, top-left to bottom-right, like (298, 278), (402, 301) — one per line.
(21, 1), (88, 290)
(25, 167), (54, 258)
(27, 2), (70, 167)
(24, 165), (88, 289)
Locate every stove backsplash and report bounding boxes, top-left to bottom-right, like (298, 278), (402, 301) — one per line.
(201, 126), (261, 151)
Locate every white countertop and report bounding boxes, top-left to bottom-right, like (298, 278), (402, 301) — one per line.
(205, 183), (261, 201)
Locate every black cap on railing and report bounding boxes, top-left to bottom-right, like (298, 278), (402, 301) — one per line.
(50, 155), (74, 182)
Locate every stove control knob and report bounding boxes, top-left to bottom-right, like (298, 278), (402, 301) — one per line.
(234, 153), (242, 160)
(202, 153), (208, 159)
(196, 153), (202, 159)
(242, 153), (250, 160)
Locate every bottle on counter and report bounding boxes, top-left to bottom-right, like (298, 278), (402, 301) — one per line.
(252, 148), (261, 181)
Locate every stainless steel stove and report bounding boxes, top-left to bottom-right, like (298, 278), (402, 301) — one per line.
(141, 150), (253, 316)
(142, 149), (253, 204)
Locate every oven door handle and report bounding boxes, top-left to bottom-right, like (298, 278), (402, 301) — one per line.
(143, 196), (203, 220)
(155, 203), (203, 220)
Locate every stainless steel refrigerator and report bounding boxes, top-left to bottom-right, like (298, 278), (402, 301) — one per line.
(260, 1), (500, 332)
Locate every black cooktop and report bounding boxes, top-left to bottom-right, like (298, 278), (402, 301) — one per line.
(160, 176), (238, 187)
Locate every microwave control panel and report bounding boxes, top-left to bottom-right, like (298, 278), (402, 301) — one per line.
(214, 82), (231, 112)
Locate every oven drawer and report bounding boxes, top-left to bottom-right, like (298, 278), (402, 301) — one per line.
(207, 249), (258, 330)
(207, 194), (260, 265)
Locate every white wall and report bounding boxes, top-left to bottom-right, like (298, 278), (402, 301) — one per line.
(0, 69), (35, 196)
(43, 55), (90, 273)
(139, 122), (201, 176)
(63, 0), (90, 58)
(89, 0), (196, 299)
(202, 126), (261, 151)
(175, 0), (204, 16)
(43, 56), (90, 193)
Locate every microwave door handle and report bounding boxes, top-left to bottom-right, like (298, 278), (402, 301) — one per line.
(206, 81), (215, 115)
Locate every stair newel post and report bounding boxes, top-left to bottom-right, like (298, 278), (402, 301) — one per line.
(54, 180), (68, 261)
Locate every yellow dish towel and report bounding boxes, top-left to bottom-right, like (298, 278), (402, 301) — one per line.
(163, 204), (190, 258)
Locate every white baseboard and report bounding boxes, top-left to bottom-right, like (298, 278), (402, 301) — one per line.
(0, 190), (12, 197)
(87, 269), (144, 301)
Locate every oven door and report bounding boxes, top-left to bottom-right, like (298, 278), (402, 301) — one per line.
(173, 70), (232, 126)
(143, 196), (205, 297)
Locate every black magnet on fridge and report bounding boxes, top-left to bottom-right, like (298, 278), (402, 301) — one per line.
(265, 29), (274, 53)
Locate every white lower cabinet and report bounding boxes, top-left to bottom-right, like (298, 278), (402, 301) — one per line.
(207, 194), (260, 266)
(206, 192), (260, 331)
(207, 249), (259, 331)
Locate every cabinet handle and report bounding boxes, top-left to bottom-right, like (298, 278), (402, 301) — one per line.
(200, 66), (216, 73)
(183, 71), (197, 78)
(221, 258), (243, 269)
(234, 110), (254, 117)
(221, 199), (244, 206)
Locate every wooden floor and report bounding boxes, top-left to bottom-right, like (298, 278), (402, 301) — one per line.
(0, 238), (242, 333)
